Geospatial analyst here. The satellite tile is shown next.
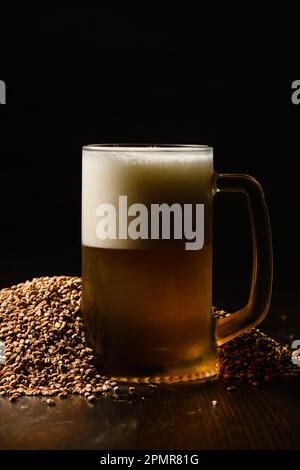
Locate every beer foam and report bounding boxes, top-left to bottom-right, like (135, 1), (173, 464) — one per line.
(82, 146), (213, 249)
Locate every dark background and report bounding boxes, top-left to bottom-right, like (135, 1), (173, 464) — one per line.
(0, 4), (298, 326)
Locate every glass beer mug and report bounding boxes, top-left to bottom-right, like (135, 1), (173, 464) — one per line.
(81, 145), (273, 383)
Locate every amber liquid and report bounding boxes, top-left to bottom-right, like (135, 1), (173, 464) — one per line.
(81, 244), (216, 382)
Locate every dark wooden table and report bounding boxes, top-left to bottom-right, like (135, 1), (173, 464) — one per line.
(0, 296), (299, 451)
(1, 378), (300, 450)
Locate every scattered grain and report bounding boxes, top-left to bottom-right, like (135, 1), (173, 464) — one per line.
(87, 395), (96, 402)
(46, 398), (55, 406)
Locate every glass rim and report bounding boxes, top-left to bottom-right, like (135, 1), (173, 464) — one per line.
(83, 143), (212, 152)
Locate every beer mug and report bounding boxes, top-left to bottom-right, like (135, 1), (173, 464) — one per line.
(81, 145), (273, 383)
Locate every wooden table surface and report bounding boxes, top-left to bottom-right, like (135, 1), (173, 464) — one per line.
(0, 378), (300, 450)
(0, 295), (299, 451)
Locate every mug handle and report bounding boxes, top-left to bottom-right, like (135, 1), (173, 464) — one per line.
(215, 173), (273, 345)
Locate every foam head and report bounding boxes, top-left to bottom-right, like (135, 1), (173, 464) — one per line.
(82, 145), (214, 249)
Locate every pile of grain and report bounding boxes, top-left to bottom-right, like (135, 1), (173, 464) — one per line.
(0, 276), (116, 402)
(0, 276), (298, 402)
(214, 308), (298, 385)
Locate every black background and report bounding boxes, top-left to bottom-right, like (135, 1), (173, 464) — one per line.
(0, 4), (298, 320)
